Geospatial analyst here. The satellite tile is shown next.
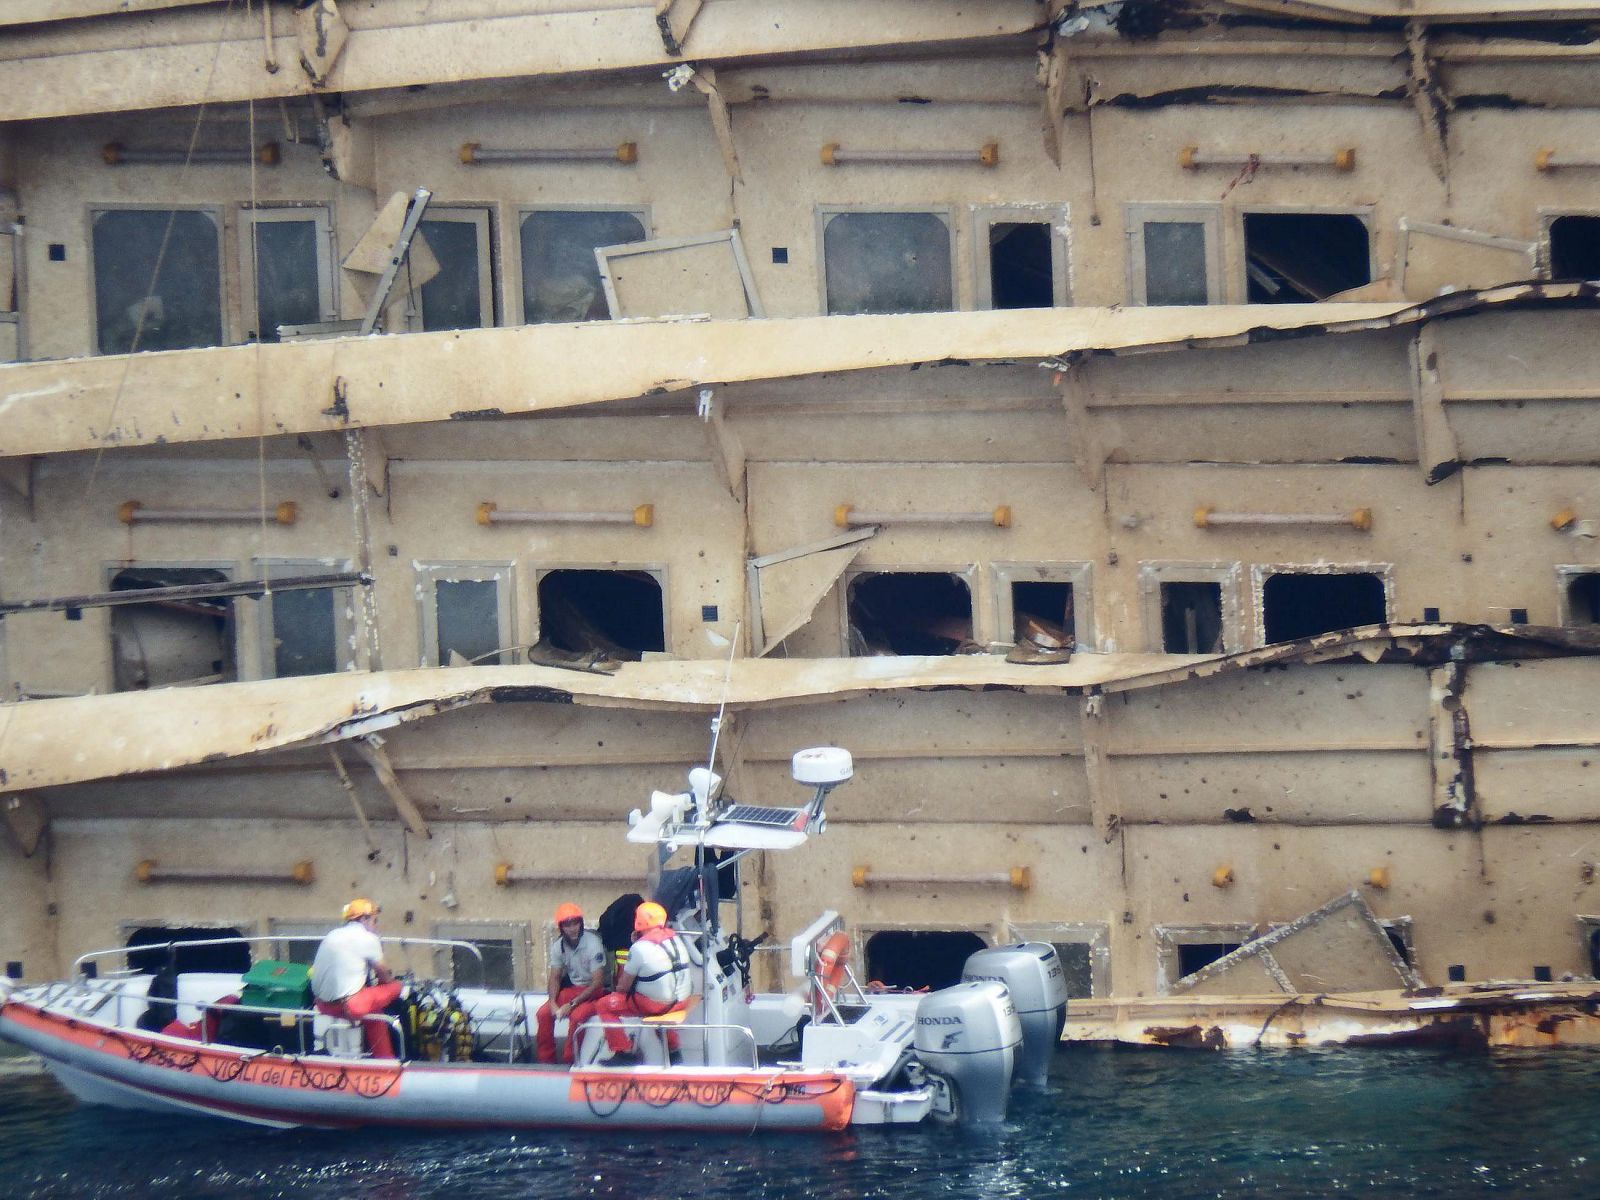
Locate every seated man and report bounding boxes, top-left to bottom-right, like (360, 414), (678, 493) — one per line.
(310, 897), (402, 1059)
(592, 901), (693, 1057)
(534, 901), (609, 1064)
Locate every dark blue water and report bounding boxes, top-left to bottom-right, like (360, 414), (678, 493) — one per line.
(4, 1046), (1600, 1198)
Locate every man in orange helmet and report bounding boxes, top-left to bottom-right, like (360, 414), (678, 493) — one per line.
(534, 901), (609, 1064)
(310, 898), (402, 1059)
(592, 900), (693, 1057)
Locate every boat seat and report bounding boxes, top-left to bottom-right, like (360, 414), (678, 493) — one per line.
(641, 995), (701, 1025)
(313, 1012), (365, 1058)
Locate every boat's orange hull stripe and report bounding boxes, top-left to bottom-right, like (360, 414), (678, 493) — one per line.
(568, 1069), (855, 1131)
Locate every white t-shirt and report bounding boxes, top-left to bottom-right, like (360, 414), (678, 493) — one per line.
(548, 930), (607, 990)
(311, 921), (384, 1002)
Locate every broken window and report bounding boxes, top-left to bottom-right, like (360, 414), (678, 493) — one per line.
(1261, 570), (1387, 644)
(256, 560), (353, 679)
(1155, 923), (1255, 992)
(822, 210), (953, 315)
(1012, 580), (1075, 651)
(124, 925), (250, 975)
(864, 930), (987, 991)
(1242, 213), (1371, 303)
(846, 571), (973, 656)
(1566, 572), (1600, 625)
(974, 207), (1068, 310)
(418, 564), (514, 667)
(535, 569), (665, 662)
(995, 563), (1092, 652)
(1161, 581), (1224, 654)
(1010, 922), (1109, 998)
(418, 208), (495, 331)
(92, 208), (222, 354)
(242, 207), (332, 341)
(109, 565), (237, 691)
(1548, 215), (1600, 281)
(1127, 204), (1220, 306)
(520, 209), (647, 323)
(1379, 918), (1415, 967)
(438, 922), (527, 991)
(1177, 941), (1241, 977)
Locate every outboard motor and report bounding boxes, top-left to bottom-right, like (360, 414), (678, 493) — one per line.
(962, 942), (1068, 1088)
(913, 981), (1020, 1125)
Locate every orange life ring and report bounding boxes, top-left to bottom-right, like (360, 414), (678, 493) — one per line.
(812, 931), (851, 1004)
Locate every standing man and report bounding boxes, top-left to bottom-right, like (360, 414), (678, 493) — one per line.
(535, 901), (609, 1064)
(311, 897), (402, 1059)
(593, 901), (693, 1057)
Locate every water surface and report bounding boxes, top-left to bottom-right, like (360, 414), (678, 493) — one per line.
(3, 1046), (1598, 1198)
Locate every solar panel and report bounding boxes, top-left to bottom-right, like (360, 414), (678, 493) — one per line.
(720, 804), (808, 830)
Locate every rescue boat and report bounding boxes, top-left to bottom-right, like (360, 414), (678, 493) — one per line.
(0, 746), (1067, 1132)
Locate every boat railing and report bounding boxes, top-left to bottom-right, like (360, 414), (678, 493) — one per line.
(571, 1019), (760, 1070)
(71, 933), (487, 978)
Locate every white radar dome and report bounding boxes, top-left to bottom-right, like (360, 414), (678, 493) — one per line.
(791, 746), (853, 786)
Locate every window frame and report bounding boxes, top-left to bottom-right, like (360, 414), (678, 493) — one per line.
(971, 203), (1071, 310)
(416, 561), (516, 668)
(268, 918), (335, 965)
(992, 561), (1095, 651)
(838, 563), (979, 657)
(533, 563), (669, 655)
(1007, 920), (1110, 999)
(816, 204), (958, 316)
(1124, 202), (1223, 306)
(1138, 561), (1244, 654)
(514, 204), (651, 326)
(854, 921), (992, 989)
(104, 558), (240, 691)
(237, 203), (336, 342)
(415, 204), (498, 331)
(1234, 205), (1377, 303)
(433, 919), (532, 991)
(1557, 564), (1600, 627)
(1250, 562), (1395, 649)
(87, 203), (227, 354)
(1153, 921), (1256, 994)
(251, 556), (357, 680)
(1537, 207), (1600, 279)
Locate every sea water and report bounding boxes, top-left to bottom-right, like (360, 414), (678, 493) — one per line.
(3, 1045), (1599, 1198)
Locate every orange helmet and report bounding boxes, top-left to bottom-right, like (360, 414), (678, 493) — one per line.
(633, 901), (668, 932)
(342, 897), (379, 922)
(554, 902), (584, 925)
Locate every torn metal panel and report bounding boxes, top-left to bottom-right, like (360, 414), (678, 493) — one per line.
(296, 0), (347, 88)
(1405, 21), (1452, 183)
(350, 735), (430, 838)
(750, 532), (874, 656)
(1427, 660), (1477, 828)
(10, 287), (1594, 462)
(0, 572), (368, 618)
(1408, 323), (1459, 483)
(655, 0), (706, 56)
(0, 0), (220, 23)
(1217, 0), (1600, 21)
(1398, 221), (1538, 301)
(1171, 890), (1423, 996)
(598, 229), (762, 320)
(2, 791), (47, 856)
(1068, 982), (1600, 1048)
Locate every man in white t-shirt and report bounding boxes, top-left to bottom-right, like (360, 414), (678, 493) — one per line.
(311, 897), (401, 1058)
(535, 901), (609, 1064)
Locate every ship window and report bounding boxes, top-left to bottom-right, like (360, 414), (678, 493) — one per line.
(242, 206), (333, 342)
(1243, 212), (1371, 303)
(91, 208), (223, 354)
(1548, 215), (1600, 280)
(1126, 204), (1221, 306)
(1155, 923), (1254, 991)
(535, 569), (665, 661)
(108, 565), (237, 691)
(989, 222), (1054, 309)
(270, 920), (334, 966)
(124, 925), (250, 975)
(435, 921), (529, 991)
(1161, 581), (1224, 654)
(1009, 921), (1110, 999)
(418, 208), (496, 331)
(1012, 581), (1075, 645)
(1565, 572), (1600, 626)
(417, 563), (515, 667)
(1261, 570), (1387, 643)
(520, 209), (647, 323)
(821, 210), (953, 315)
(994, 562), (1094, 650)
(864, 930), (987, 992)
(1379, 918), (1415, 967)
(846, 570), (973, 656)
(255, 559), (355, 679)
(1177, 942), (1240, 976)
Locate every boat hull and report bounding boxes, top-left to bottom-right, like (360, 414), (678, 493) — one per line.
(0, 1001), (855, 1132)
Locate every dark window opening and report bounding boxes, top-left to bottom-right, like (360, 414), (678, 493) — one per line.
(1534, 964), (1554, 983)
(847, 572), (973, 656)
(1161, 581), (1224, 654)
(1447, 964), (1467, 983)
(269, 576), (342, 678)
(452, 939), (514, 990)
(251, 218), (322, 341)
(1382, 924), (1415, 967)
(1510, 607), (1529, 625)
(1053, 942), (1094, 1000)
(864, 930), (987, 992)
(989, 222), (1054, 309)
(1588, 929), (1600, 979)
(1012, 581), (1074, 648)
(1569, 574), (1600, 626)
(535, 570), (665, 661)
(109, 567), (236, 691)
(1423, 606), (1441, 623)
(1243, 213), (1371, 303)
(93, 209), (222, 354)
(1549, 215), (1600, 281)
(521, 210), (646, 323)
(1176, 941), (1241, 979)
(824, 212), (952, 315)
(1262, 571), (1385, 644)
(419, 217), (490, 331)
(434, 577), (504, 666)
(125, 926), (250, 975)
